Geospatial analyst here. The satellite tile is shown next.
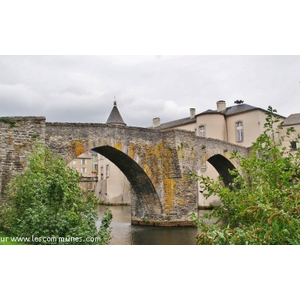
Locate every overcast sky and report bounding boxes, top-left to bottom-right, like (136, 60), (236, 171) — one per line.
(0, 55), (299, 127)
(1, 2), (300, 128)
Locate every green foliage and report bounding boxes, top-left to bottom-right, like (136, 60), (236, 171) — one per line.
(191, 106), (300, 245)
(1, 143), (112, 245)
(0, 117), (16, 128)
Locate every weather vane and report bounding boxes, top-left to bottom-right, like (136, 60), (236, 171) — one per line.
(114, 96), (117, 106)
(234, 100), (244, 104)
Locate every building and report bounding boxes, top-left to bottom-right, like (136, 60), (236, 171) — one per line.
(152, 100), (284, 147)
(152, 100), (286, 207)
(95, 154), (131, 204)
(69, 150), (98, 177)
(282, 113), (300, 152)
(68, 150), (98, 195)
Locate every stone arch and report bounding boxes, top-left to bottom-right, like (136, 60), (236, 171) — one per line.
(92, 145), (162, 221)
(207, 154), (237, 186)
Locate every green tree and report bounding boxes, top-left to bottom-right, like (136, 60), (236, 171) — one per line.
(191, 106), (300, 245)
(1, 143), (112, 245)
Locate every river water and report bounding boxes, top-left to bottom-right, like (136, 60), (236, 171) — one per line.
(96, 205), (202, 245)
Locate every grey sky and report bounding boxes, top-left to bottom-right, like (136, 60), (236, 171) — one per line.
(0, 55), (299, 127)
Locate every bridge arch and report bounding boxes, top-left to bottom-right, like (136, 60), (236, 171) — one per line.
(207, 154), (237, 187)
(92, 145), (162, 221)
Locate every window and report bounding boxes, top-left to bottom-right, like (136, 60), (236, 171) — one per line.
(106, 165), (110, 178)
(101, 167), (104, 180)
(81, 159), (86, 165)
(81, 167), (86, 173)
(290, 141), (297, 150)
(72, 160), (76, 165)
(199, 125), (205, 137)
(236, 121), (243, 142)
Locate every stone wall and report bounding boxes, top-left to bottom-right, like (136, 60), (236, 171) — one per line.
(79, 177), (98, 196)
(0, 117), (46, 201)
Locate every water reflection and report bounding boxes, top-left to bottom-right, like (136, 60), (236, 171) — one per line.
(96, 206), (201, 245)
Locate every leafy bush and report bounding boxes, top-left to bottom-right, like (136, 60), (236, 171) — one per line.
(1, 143), (112, 245)
(191, 106), (300, 245)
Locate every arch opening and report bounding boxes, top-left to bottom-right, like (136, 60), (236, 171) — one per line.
(207, 154), (237, 187)
(92, 145), (162, 221)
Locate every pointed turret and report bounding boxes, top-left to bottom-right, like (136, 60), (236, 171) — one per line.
(106, 100), (127, 126)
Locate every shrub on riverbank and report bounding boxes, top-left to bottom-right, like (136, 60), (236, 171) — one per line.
(191, 106), (300, 245)
(0, 143), (112, 245)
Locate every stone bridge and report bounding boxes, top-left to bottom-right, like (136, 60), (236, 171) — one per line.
(0, 117), (250, 226)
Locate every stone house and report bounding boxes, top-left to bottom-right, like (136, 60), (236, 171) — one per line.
(68, 150), (98, 195)
(69, 150), (98, 177)
(152, 100), (282, 147)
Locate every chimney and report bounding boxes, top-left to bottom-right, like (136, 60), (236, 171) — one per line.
(153, 117), (161, 128)
(217, 100), (226, 112)
(190, 108), (196, 119)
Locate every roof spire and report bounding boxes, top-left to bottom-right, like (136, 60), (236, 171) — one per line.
(106, 97), (126, 126)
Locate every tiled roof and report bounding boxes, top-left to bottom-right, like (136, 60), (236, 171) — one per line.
(223, 104), (258, 116)
(106, 102), (126, 125)
(153, 103), (285, 131)
(77, 153), (91, 159)
(77, 150), (97, 159)
(197, 104), (261, 116)
(196, 109), (216, 115)
(154, 117), (195, 130)
(283, 113), (300, 126)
